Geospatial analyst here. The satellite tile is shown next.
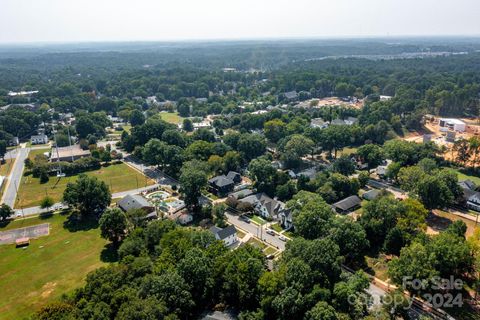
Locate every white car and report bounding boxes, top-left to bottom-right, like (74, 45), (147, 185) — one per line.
(279, 235), (287, 242)
(265, 228), (275, 236)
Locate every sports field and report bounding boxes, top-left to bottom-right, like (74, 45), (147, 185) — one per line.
(15, 162), (155, 208)
(0, 213), (109, 319)
(159, 112), (183, 124)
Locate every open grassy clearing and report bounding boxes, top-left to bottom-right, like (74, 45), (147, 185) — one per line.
(15, 162), (155, 208)
(263, 246), (277, 255)
(450, 169), (480, 185)
(28, 148), (50, 161)
(236, 229), (246, 239)
(159, 112), (183, 124)
(0, 213), (109, 319)
(428, 210), (478, 237)
(270, 223), (283, 232)
(246, 237), (266, 249)
(250, 215), (266, 225)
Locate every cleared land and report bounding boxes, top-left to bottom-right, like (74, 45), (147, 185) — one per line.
(0, 213), (109, 319)
(28, 148), (50, 161)
(15, 162), (155, 208)
(159, 112), (183, 124)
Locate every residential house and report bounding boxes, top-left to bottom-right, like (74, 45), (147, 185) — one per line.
(331, 119), (346, 126)
(463, 189), (480, 212)
(279, 209), (293, 230)
(362, 189), (381, 201)
(332, 195), (362, 214)
(177, 213), (193, 225)
(459, 179), (476, 191)
(31, 134), (48, 145)
(226, 171), (242, 184)
(208, 175), (235, 196)
(118, 194), (155, 214)
(345, 117), (358, 125)
(239, 192), (287, 220)
(310, 118), (328, 129)
(284, 91), (298, 101)
(209, 225), (238, 246)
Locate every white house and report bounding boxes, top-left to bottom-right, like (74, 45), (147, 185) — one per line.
(31, 134), (48, 145)
(238, 193), (287, 220)
(439, 118), (466, 132)
(210, 225), (238, 246)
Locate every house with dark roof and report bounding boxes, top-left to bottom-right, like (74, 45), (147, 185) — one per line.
(208, 175), (235, 196)
(332, 195), (362, 214)
(279, 209), (293, 230)
(210, 225), (238, 246)
(226, 171), (242, 184)
(239, 193), (287, 220)
(118, 194), (155, 214)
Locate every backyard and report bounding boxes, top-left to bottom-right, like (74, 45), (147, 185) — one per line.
(15, 162), (155, 208)
(159, 112), (183, 124)
(0, 213), (109, 319)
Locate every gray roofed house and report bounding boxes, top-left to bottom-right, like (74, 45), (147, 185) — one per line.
(362, 189), (381, 201)
(226, 171), (242, 184)
(210, 225), (238, 246)
(345, 117), (358, 125)
(332, 195), (362, 213)
(459, 179), (476, 191)
(331, 119), (346, 126)
(310, 118), (328, 129)
(463, 188), (480, 212)
(239, 192), (286, 220)
(284, 91), (298, 100)
(118, 194), (155, 213)
(208, 175), (235, 196)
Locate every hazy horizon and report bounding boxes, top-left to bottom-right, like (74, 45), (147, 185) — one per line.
(1, 0), (480, 44)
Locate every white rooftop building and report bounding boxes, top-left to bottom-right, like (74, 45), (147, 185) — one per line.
(439, 118), (466, 132)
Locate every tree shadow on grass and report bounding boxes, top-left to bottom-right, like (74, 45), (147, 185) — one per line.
(63, 214), (99, 232)
(38, 212), (54, 220)
(0, 219), (11, 229)
(100, 243), (119, 263)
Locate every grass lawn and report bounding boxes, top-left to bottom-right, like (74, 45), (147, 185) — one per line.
(263, 246), (277, 255)
(236, 229), (246, 239)
(159, 112), (183, 124)
(339, 147), (358, 156)
(429, 210), (478, 237)
(28, 148), (50, 161)
(365, 254), (391, 283)
(250, 215), (266, 225)
(246, 237), (266, 249)
(270, 223), (283, 233)
(15, 163), (155, 208)
(0, 158), (14, 177)
(451, 169), (480, 185)
(283, 230), (295, 238)
(0, 213), (110, 319)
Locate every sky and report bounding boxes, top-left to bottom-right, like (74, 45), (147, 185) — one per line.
(1, 0), (479, 43)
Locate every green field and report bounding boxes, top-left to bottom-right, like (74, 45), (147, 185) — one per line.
(250, 215), (266, 225)
(159, 112), (183, 124)
(0, 214), (109, 319)
(28, 148), (50, 161)
(450, 169), (480, 185)
(16, 163), (155, 208)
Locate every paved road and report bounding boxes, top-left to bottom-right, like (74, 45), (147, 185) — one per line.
(14, 184), (160, 217)
(225, 212), (286, 250)
(2, 146), (29, 207)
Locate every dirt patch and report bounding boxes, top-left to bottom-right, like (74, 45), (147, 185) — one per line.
(40, 282), (57, 298)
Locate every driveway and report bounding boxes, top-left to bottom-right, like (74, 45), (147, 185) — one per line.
(225, 212), (286, 251)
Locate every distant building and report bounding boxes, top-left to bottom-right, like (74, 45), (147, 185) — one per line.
(345, 117), (358, 125)
(446, 131), (457, 143)
(331, 119), (346, 126)
(50, 145), (90, 162)
(226, 171), (242, 184)
(463, 189), (480, 212)
(118, 194), (155, 214)
(10, 137), (19, 146)
(310, 118), (328, 129)
(379, 95), (393, 101)
(210, 225), (238, 246)
(423, 134), (433, 143)
(31, 134), (48, 145)
(332, 195), (362, 214)
(283, 91), (298, 101)
(439, 118), (466, 132)
(459, 179), (476, 191)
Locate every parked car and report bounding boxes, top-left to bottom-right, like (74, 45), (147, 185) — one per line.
(265, 228), (275, 236)
(266, 254), (275, 259)
(239, 215), (250, 223)
(279, 235), (287, 242)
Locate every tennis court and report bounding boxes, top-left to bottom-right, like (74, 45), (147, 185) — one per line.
(0, 223), (50, 245)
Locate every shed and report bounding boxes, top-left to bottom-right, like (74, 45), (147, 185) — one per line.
(362, 189), (381, 201)
(118, 194), (155, 213)
(332, 195), (362, 213)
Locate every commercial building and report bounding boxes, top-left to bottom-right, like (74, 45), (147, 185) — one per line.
(439, 118), (466, 132)
(50, 145), (90, 162)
